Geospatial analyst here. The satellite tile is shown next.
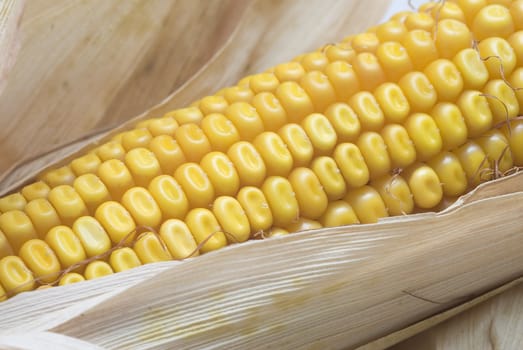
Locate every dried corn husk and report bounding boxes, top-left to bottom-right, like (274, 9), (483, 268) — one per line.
(0, 0), (24, 96)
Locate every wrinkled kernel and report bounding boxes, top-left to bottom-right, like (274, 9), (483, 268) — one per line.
(453, 141), (490, 186)
(200, 152), (240, 197)
(236, 186), (273, 233)
(319, 200), (359, 227)
(277, 123), (314, 167)
(405, 113), (443, 161)
(473, 4), (515, 40)
(302, 113), (338, 156)
(348, 92), (385, 131)
(109, 247), (142, 272)
(324, 61), (361, 101)
(381, 124), (417, 169)
(344, 186), (388, 224)
(401, 29), (439, 70)
(456, 90), (493, 137)
(352, 52), (386, 91)
(372, 174), (414, 216)
(212, 196), (251, 243)
(483, 79), (520, 125)
(122, 187), (162, 229)
(311, 156), (347, 201)
(253, 132), (293, 177)
(376, 42), (413, 81)
(424, 59), (464, 101)
(374, 83), (410, 124)
(225, 102), (265, 141)
(227, 142), (266, 187)
(275, 82), (314, 123)
(427, 152), (468, 197)
(430, 102), (468, 150)
(404, 164), (443, 209)
(174, 124), (212, 162)
(333, 143), (370, 188)
(148, 175), (189, 220)
(300, 71), (336, 111)
(478, 37), (517, 79)
(288, 168), (329, 219)
(274, 62), (306, 82)
(252, 92), (287, 131)
(398, 72), (438, 112)
(185, 208), (227, 253)
(356, 132), (391, 179)
(452, 48), (489, 90)
(174, 163), (214, 209)
(262, 176), (299, 227)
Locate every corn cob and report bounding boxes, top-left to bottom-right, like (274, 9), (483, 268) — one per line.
(0, 0), (523, 301)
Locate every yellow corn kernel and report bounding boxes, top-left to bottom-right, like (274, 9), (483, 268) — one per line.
(381, 124), (417, 169)
(376, 20), (407, 42)
(252, 92), (287, 132)
(356, 132), (391, 179)
(70, 154), (102, 176)
(509, 68), (523, 108)
(24, 199), (61, 238)
(40, 166), (76, 187)
(48, 185), (89, 226)
(435, 19), (473, 59)
(401, 30), (439, 70)
(509, 32), (523, 67)
(348, 91), (385, 131)
(0, 210), (38, 253)
(133, 232), (171, 264)
(323, 103), (361, 142)
(200, 113), (239, 153)
(275, 81), (314, 123)
(225, 102), (265, 141)
(405, 113), (443, 161)
(311, 156), (347, 201)
(285, 218), (322, 233)
(0, 230), (13, 259)
(45, 226), (86, 268)
(199, 95), (228, 115)
(430, 102), (468, 150)
(289, 168), (328, 219)
(477, 129), (514, 173)
(452, 48), (489, 90)
(300, 52), (328, 71)
(352, 32), (380, 53)
(249, 73), (280, 94)
(344, 186), (388, 224)
(200, 152), (240, 197)
(424, 59), (464, 101)
(174, 163), (214, 208)
(299, 71), (336, 112)
(376, 41), (413, 81)
(323, 43), (355, 63)
(334, 143), (370, 188)
(324, 61), (361, 101)
(146, 117), (179, 137)
(251, 132), (293, 177)
(121, 128), (152, 151)
(431, 1), (466, 21)
(236, 186), (273, 233)
(511, 1), (523, 30)
(72, 216), (111, 258)
(404, 12), (435, 31)
(165, 107), (204, 125)
(0, 256), (34, 295)
(398, 71), (438, 112)
(456, 90), (493, 137)
(390, 10), (411, 22)
(453, 141), (490, 185)
(301, 113), (338, 156)
(97, 159), (136, 200)
(457, 0), (488, 25)
(96, 141), (126, 162)
(473, 4), (515, 40)
(372, 174), (414, 216)
(19, 239), (60, 283)
(148, 175), (188, 220)
(159, 219), (199, 260)
(319, 200), (359, 227)
(277, 123), (314, 167)
(262, 176), (299, 227)
(84, 261), (114, 280)
(274, 62), (306, 82)
(374, 83), (410, 124)
(501, 120), (523, 165)
(73, 174), (112, 214)
(173, 124), (211, 163)
(427, 152), (468, 197)
(121, 187), (162, 229)
(212, 196), (251, 243)
(404, 163), (443, 209)
(227, 141), (266, 187)
(478, 37), (517, 79)
(21, 181), (50, 202)
(109, 247), (142, 273)
(483, 79), (520, 125)
(268, 227), (289, 238)
(185, 208), (227, 253)
(58, 272), (85, 286)
(221, 86), (254, 104)
(95, 201), (136, 244)
(0, 193), (26, 212)
(125, 147), (163, 188)
(352, 52), (386, 91)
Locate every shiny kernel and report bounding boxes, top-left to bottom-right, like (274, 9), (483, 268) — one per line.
(478, 37), (517, 78)
(456, 90), (493, 137)
(352, 52), (386, 91)
(72, 216), (112, 258)
(174, 124), (212, 162)
(70, 154), (102, 176)
(398, 72), (438, 112)
(201, 113), (240, 153)
(405, 163), (443, 209)
(453, 141), (490, 185)
(348, 91), (385, 131)
(372, 174), (414, 216)
(356, 132), (391, 179)
(268, 227), (289, 237)
(333, 143), (370, 188)
(58, 272), (85, 286)
(285, 218), (322, 233)
(122, 188), (162, 229)
(401, 29), (439, 70)
(24, 199), (61, 238)
(427, 152), (468, 197)
(200, 152), (239, 197)
(159, 219), (199, 260)
(199, 95), (228, 115)
(510, 1), (523, 30)
(48, 185), (89, 226)
(405, 12), (435, 31)
(508, 31), (523, 66)
(45, 226), (86, 268)
(0, 193), (26, 212)
(452, 48), (489, 90)
(40, 166), (76, 187)
(212, 196), (251, 243)
(509, 68), (523, 108)
(225, 102), (265, 141)
(96, 141), (126, 162)
(324, 103), (361, 142)
(97, 159), (135, 200)
(319, 201), (359, 227)
(185, 208), (227, 253)
(277, 123), (314, 167)
(376, 20), (407, 42)
(431, 1), (466, 21)
(84, 261), (114, 280)
(374, 83), (410, 124)
(300, 52), (329, 71)
(148, 175), (188, 220)
(275, 81), (314, 123)
(236, 186), (273, 233)
(252, 92), (287, 131)
(302, 113), (338, 156)
(473, 4), (515, 40)
(262, 176), (299, 227)
(390, 10), (411, 22)
(253, 132), (293, 176)
(483, 79), (519, 125)
(0, 230), (13, 259)
(221, 86), (254, 104)
(174, 163), (214, 208)
(352, 32), (380, 53)
(311, 156), (347, 201)
(227, 142), (266, 187)
(457, 0), (488, 25)
(381, 124), (417, 169)
(476, 130), (514, 174)
(424, 59), (464, 101)
(165, 107), (204, 125)
(324, 43), (355, 62)
(148, 135), (185, 174)
(299, 71), (336, 111)
(73, 174), (111, 214)
(146, 117), (179, 137)
(121, 128), (152, 151)
(289, 168), (328, 219)
(500, 120), (523, 165)
(405, 113), (443, 161)
(435, 19), (473, 59)
(430, 103), (468, 150)
(274, 62), (306, 82)
(125, 148), (162, 188)
(109, 247), (142, 272)
(21, 181), (50, 202)
(344, 186), (388, 224)
(95, 201), (136, 244)
(249, 73), (280, 94)
(0, 256), (35, 295)
(376, 42), (413, 81)
(134, 232), (171, 264)
(324, 61), (361, 101)
(19, 239), (61, 283)
(0, 211), (38, 253)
